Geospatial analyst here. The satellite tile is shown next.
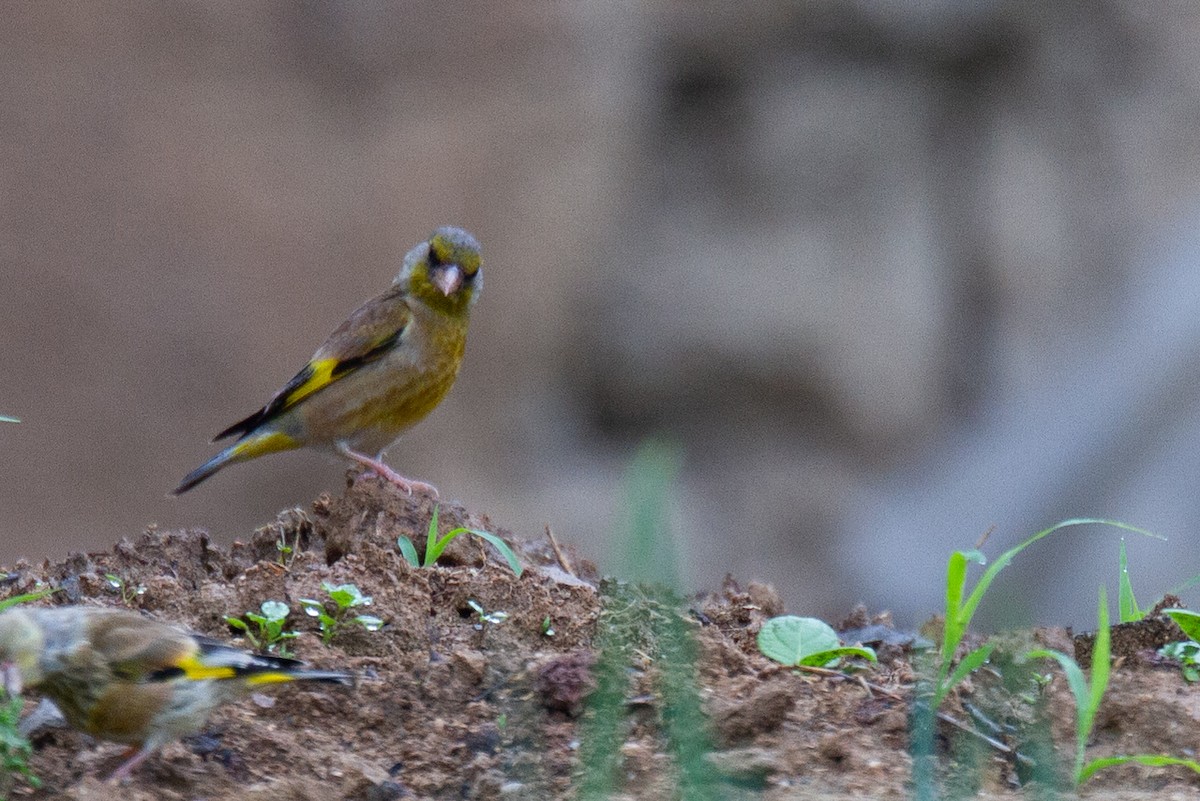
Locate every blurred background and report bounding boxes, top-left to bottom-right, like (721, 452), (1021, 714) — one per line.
(3, 1), (1199, 629)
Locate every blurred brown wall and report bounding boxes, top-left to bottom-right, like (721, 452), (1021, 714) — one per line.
(3, 2), (1200, 626)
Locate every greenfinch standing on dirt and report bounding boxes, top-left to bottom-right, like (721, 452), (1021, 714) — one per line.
(173, 226), (482, 497)
(0, 605), (353, 781)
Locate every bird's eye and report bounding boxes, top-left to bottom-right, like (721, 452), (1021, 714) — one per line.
(427, 242), (443, 266)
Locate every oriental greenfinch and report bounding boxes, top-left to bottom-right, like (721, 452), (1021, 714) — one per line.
(174, 226), (482, 497)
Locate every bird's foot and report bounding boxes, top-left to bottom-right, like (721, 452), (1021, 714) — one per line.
(339, 447), (439, 499)
(107, 744), (153, 783)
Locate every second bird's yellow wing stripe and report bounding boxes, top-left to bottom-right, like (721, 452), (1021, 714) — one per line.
(174, 653), (239, 681)
(173, 654), (297, 685)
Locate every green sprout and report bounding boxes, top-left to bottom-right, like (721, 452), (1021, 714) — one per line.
(225, 600), (298, 656)
(397, 505), (522, 576)
(466, 599), (508, 631)
(1160, 608), (1200, 682)
(1158, 640), (1200, 682)
(757, 615), (877, 668)
(578, 441), (723, 801)
(931, 519), (1157, 707)
(541, 616), (555, 637)
(1026, 587), (1200, 785)
(276, 537), (294, 566)
(0, 688), (38, 794)
(259, 507), (310, 569)
(0, 588), (55, 793)
(911, 520), (1160, 800)
(1116, 538), (1145, 623)
(1025, 587), (1112, 783)
(104, 574), (145, 606)
(299, 582), (383, 645)
(0, 588), (55, 614)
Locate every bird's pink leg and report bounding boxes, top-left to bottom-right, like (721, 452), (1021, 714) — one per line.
(336, 444), (439, 499)
(108, 743), (154, 783)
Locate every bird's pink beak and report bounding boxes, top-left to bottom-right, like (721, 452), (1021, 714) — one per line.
(432, 264), (464, 297)
(2, 661), (21, 697)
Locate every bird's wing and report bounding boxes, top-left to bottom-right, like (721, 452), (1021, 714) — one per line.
(95, 616), (348, 685)
(213, 287), (412, 441)
(85, 612), (200, 682)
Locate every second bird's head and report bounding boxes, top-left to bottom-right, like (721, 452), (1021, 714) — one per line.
(399, 226), (482, 314)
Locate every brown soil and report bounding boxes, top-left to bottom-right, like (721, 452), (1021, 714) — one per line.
(2, 477), (1198, 800)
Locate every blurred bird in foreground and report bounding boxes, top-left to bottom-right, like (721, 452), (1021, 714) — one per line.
(173, 226), (482, 497)
(0, 605), (353, 781)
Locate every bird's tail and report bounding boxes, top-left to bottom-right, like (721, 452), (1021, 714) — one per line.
(172, 430), (299, 495)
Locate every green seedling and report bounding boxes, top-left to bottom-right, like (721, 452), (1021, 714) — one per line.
(225, 601), (298, 656)
(0, 587), (55, 614)
(466, 599), (509, 631)
(1163, 607), (1200, 641)
(104, 574), (145, 606)
(1079, 754), (1200, 783)
(757, 615), (877, 668)
(1025, 586), (1112, 783)
(1160, 608), (1200, 682)
(397, 505), (522, 576)
(1027, 587), (1200, 785)
(1117, 538), (1145, 623)
(541, 616), (555, 637)
(0, 588), (54, 793)
(912, 520), (1159, 801)
(276, 536), (295, 566)
(259, 507), (310, 569)
(579, 441), (723, 801)
(299, 582), (383, 645)
(1158, 640), (1200, 682)
(933, 518), (1158, 707)
(0, 689), (39, 795)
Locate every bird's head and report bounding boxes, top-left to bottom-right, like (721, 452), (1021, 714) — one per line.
(397, 226), (482, 315)
(0, 609), (46, 694)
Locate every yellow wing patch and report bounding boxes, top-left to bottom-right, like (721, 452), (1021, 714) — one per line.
(275, 358), (338, 411)
(174, 653), (238, 682)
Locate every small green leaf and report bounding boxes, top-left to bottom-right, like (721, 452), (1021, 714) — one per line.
(1080, 754), (1200, 783)
(799, 646), (878, 667)
(260, 601), (289, 621)
(462, 529), (523, 577)
(225, 617), (249, 632)
(1117, 539), (1143, 623)
(1164, 609), (1200, 642)
(944, 642), (996, 693)
(298, 599), (321, 615)
(424, 506), (441, 566)
(324, 583), (369, 609)
(0, 587), (55, 613)
(757, 616), (840, 666)
(397, 536), (419, 567)
(355, 615), (384, 632)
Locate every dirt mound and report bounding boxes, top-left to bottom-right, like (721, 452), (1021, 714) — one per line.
(2, 477), (1198, 799)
